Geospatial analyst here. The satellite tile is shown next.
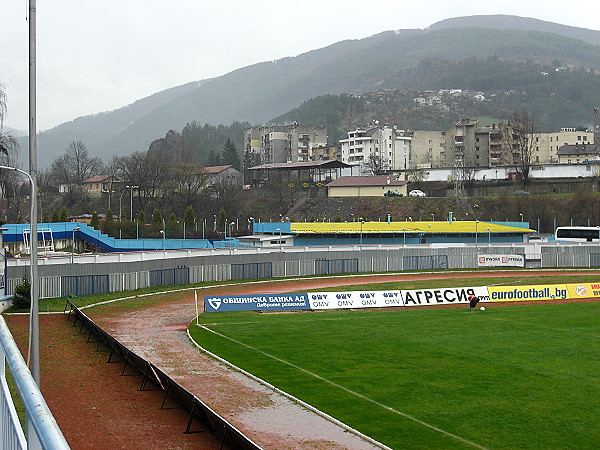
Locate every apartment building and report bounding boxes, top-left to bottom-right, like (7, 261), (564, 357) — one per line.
(534, 128), (594, 163)
(440, 119), (517, 168)
(339, 126), (412, 172)
(243, 124), (327, 164)
(411, 130), (444, 168)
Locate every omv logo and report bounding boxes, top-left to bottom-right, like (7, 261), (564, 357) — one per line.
(208, 298), (222, 310)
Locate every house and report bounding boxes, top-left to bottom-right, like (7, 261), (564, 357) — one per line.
(202, 165), (242, 188)
(556, 144), (600, 164)
(326, 175), (408, 198)
(82, 175), (119, 197)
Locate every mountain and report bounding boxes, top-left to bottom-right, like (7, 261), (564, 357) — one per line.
(429, 15), (600, 46)
(27, 15), (600, 168)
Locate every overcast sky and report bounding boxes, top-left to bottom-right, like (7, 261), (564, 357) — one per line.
(1, 1), (599, 132)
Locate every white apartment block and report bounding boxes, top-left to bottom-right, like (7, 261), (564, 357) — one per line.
(339, 126), (412, 172)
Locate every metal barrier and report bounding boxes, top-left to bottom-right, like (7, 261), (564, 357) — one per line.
(403, 255), (449, 271)
(61, 275), (110, 297)
(231, 262), (272, 280)
(149, 267), (189, 288)
(64, 299), (259, 450)
(0, 316), (70, 450)
(315, 258), (359, 275)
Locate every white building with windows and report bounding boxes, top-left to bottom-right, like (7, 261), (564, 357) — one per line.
(339, 126), (412, 172)
(533, 128), (594, 163)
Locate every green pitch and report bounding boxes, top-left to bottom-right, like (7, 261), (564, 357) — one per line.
(190, 302), (599, 449)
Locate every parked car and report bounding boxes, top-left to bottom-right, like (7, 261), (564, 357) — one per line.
(384, 190), (403, 197)
(513, 190), (530, 195)
(409, 189), (426, 197)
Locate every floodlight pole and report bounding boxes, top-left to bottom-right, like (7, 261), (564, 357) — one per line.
(475, 219), (479, 254)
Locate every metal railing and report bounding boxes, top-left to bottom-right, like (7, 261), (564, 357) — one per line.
(0, 316), (70, 449)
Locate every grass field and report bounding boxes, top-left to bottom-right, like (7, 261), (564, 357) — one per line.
(190, 301), (600, 449)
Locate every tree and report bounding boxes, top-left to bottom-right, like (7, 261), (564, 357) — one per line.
(137, 210), (146, 224)
(183, 206), (195, 227)
(243, 149), (261, 182)
(500, 110), (541, 186)
(66, 140), (103, 185)
(12, 274), (31, 310)
(59, 206), (68, 222)
(114, 150), (173, 214)
(0, 84), (19, 160)
(217, 208), (227, 234)
(364, 152), (388, 175)
(222, 138), (241, 169)
(151, 208), (163, 226)
(90, 211), (100, 229)
(0, 83), (21, 221)
(171, 163), (206, 210)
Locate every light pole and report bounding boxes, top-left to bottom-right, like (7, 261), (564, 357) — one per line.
(249, 217), (254, 234)
(126, 185), (139, 221)
(431, 213), (435, 222)
(276, 228), (282, 251)
(0, 165), (39, 383)
(71, 226), (80, 263)
(402, 227), (406, 245)
(475, 219), (479, 253)
(520, 213), (524, 223)
(118, 190), (126, 221)
(358, 217), (364, 249)
(487, 227), (491, 244)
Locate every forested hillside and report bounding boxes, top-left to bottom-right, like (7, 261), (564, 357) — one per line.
(274, 58), (600, 134)
(25, 17), (600, 167)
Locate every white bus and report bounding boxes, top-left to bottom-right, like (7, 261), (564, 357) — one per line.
(554, 226), (600, 242)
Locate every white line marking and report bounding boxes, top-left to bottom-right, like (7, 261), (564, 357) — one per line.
(201, 325), (489, 449)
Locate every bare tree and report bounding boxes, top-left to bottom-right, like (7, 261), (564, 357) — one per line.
(362, 152), (388, 176)
(114, 150), (173, 215)
(1, 83), (21, 221)
(0, 84), (19, 159)
(66, 140), (102, 184)
(500, 110), (541, 186)
(171, 163), (207, 210)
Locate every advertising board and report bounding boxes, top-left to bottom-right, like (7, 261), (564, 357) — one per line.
(204, 293), (309, 312)
(401, 286), (490, 306)
(566, 282), (600, 299)
(308, 291), (404, 310)
(487, 284), (568, 301)
(478, 254), (525, 267)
